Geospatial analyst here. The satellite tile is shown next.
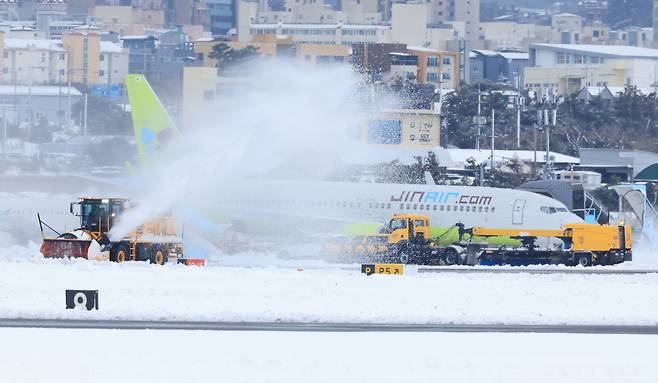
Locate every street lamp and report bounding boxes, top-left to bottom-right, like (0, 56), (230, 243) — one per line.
(65, 68), (89, 135)
(27, 65), (48, 124)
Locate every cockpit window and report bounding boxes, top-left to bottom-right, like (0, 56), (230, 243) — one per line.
(390, 219), (407, 230)
(541, 206), (569, 214)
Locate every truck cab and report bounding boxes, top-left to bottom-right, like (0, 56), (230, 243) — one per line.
(385, 214), (431, 245)
(70, 198), (128, 236)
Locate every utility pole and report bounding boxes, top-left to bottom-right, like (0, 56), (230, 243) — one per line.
(490, 108), (495, 171)
(533, 109), (540, 178)
(477, 85), (481, 150)
(2, 107), (6, 153)
(27, 66), (32, 124)
(83, 92), (88, 137)
(544, 109), (551, 180)
(67, 69), (72, 127)
(516, 75), (522, 148)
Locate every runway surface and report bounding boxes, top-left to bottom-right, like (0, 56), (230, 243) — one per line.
(416, 267), (658, 275)
(1, 318), (657, 334)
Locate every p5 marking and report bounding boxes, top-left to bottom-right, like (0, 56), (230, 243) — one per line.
(361, 264), (404, 276)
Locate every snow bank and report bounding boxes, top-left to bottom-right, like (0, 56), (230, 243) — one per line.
(2, 328), (658, 383)
(1, 257), (658, 325)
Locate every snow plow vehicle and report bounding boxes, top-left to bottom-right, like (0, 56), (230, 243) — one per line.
(39, 197), (184, 265)
(322, 213), (632, 266)
(321, 214), (458, 265)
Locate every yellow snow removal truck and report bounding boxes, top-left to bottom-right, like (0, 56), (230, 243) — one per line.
(321, 213), (632, 266)
(39, 197), (183, 264)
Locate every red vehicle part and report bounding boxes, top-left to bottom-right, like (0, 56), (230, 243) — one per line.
(177, 258), (205, 266)
(40, 238), (91, 259)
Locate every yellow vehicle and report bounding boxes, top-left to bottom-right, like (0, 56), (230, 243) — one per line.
(323, 213), (632, 267)
(461, 223), (632, 266)
(322, 214), (449, 264)
(39, 197), (184, 265)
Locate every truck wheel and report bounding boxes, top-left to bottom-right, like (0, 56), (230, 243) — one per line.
(110, 243), (130, 263)
(150, 246), (169, 265)
(398, 248), (411, 264)
(576, 253), (592, 267)
(443, 248), (460, 266)
(597, 254), (608, 266)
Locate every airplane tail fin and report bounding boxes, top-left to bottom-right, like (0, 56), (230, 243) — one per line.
(125, 74), (179, 165)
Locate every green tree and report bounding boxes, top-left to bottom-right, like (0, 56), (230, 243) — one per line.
(487, 158), (532, 188)
(25, 117), (53, 144)
(86, 137), (133, 166)
(72, 95), (132, 135)
(442, 83), (520, 149)
(605, 0), (652, 28)
(208, 43), (260, 73)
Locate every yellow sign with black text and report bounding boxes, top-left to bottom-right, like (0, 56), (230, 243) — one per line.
(361, 264), (404, 276)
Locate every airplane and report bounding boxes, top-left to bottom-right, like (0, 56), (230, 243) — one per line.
(123, 74), (583, 240)
(0, 74), (583, 250)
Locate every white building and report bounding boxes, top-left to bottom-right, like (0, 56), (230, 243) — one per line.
(525, 43), (658, 97)
(427, 0), (480, 41)
(99, 41), (129, 88)
(250, 23), (391, 45)
(2, 38), (68, 85)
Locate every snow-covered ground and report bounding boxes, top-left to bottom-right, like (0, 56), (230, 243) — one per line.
(1, 245), (658, 324)
(2, 327), (657, 383)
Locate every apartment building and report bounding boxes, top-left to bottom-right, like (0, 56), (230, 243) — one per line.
(92, 4), (166, 34)
(62, 31), (101, 86)
(428, 0), (480, 41)
(525, 43), (658, 97)
(1, 37), (68, 85)
(353, 43), (458, 89)
(250, 23), (391, 46)
(61, 31), (128, 88)
(195, 34), (350, 67)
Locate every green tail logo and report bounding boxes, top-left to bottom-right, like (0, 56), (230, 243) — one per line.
(125, 74), (179, 165)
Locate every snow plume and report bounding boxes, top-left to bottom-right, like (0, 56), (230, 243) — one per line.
(109, 60), (367, 241)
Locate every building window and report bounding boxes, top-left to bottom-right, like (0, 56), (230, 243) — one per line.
(556, 52), (569, 64)
(99, 70), (105, 77)
(427, 57), (438, 67)
(443, 57), (451, 65)
(100, 54), (105, 61)
(574, 54), (584, 64)
(442, 72), (451, 80)
(59, 53), (65, 60)
(427, 72), (438, 82)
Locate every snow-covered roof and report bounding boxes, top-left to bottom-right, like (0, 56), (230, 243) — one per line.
(445, 148), (579, 167)
(472, 49), (499, 57)
(407, 45), (443, 53)
(582, 86), (654, 96)
(100, 41), (124, 53)
(5, 38), (64, 51)
(250, 23), (390, 30)
(530, 43), (658, 59)
(120, 35), (157, 40)
(497, 51), (529, 60)
(340, 145), (579, 167)
(0, 85), (82, 97)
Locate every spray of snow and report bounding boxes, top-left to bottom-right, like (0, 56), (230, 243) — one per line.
(109, 60), (370, 241)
